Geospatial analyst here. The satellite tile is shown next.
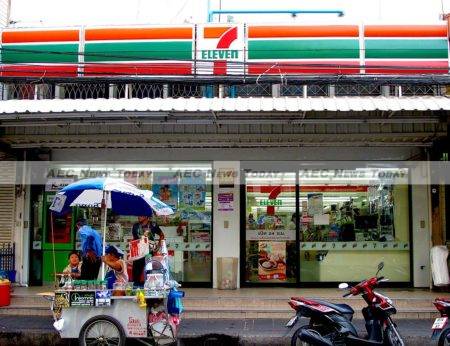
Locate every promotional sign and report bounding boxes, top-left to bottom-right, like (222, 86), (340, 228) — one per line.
(218, 192), (234, 211)
(69, 291), (96, 307)
(179, 173), (206, 210)
(45, 178), (74, 192)
(258, 241), (286, 281)
(127, 316), (147, 337)
(307, 193), (323, 216)
(95, 290), (112, 307)
(247, 229), (296, 241)
(152, 172), (178, 210)
(128, 236), (150, 262)
(196, 25), (245, 75)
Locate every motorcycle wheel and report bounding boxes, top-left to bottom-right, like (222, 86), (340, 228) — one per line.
(438, 327), (450, 346)
(384, 323), (405, 346)
(291, 325), (312, 346)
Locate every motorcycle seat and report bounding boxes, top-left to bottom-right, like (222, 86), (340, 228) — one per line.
(315, 300), (354, 316)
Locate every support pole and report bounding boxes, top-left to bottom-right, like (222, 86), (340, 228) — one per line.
(100, 191), (108, 278)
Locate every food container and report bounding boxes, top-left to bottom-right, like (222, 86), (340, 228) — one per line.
(125, 282), (133, 296)
(147, 274), (164, 289)
(112, 282), (126, 296)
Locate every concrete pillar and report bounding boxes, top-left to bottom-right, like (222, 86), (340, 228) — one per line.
(212, 161), (241, 288)
(272, 84), (281, 97)
(381, 86), (390, 97)
(329, 85), (336, 97)
(411, 163), (432, 288)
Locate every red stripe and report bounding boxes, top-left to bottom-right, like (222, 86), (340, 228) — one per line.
(213, 27), (238, 75)
(267, 186), (282, 215)
(213, 61), (227, 75)
(365, 61), (448, 74)
(247, 61), (361, 75)
(0, 65), (78, 77)
(84, 63), (193, 76)
(216, 27), (238, 49)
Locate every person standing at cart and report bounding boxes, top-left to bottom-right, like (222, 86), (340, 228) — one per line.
(76, 218), (102, 280)
(131, 215), (165, 287)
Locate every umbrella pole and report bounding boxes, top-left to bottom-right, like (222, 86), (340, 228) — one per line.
(100, 191), (108, 278)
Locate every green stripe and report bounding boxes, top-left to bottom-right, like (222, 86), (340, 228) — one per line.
(365, 39), (448, 59)
(84, 41), (192, 62)
(248, 39), (359, 59)
(1, 44), (78, 63)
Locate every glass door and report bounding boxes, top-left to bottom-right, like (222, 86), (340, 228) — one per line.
(244, 172), (297, 284)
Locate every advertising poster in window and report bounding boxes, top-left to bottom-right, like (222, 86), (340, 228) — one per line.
(307, 193), (323, 216)
(258, 241), (286, 281)
(179, 172), (206, 210)
(218, 192), (234, 211)
(152, 172), (178, 211)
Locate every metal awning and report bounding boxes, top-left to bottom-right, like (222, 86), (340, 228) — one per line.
(0, 96), (449, 115)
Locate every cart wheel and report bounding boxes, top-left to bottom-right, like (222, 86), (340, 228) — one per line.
(79, 315), (126, 346)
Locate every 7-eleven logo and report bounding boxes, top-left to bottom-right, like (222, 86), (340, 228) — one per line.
(199, 26), (242, 75)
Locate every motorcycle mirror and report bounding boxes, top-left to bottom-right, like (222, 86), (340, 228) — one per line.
(338, 283), (349, 290)
(376, 262), (384, 276)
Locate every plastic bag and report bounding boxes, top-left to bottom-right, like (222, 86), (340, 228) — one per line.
(167, 288), (185, 315)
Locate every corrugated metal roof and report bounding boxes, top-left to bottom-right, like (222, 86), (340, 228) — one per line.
(0, 96), (449, 114)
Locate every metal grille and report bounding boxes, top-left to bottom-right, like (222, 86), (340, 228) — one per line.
(130, 83), (164, 99)
(0, 82), (448, 100)
(61, 83), (108, 99)
(401, 85), (442, 96)
(281, 84), (305, 97)
(168, 83), (202, 98)
(3, 83), (55, 100)
(307, 85), (328, 97)
(235, 83), (271, 97)
(336, 84), (381, 96)
(0, 243), (14, 272)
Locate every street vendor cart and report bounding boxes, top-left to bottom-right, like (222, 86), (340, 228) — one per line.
(43, 178), (184, 346)
(51, 252), (184, 346)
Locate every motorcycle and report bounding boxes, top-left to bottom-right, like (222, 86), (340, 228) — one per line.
(431, 298), (450, 346)
(286, 262), (404, 346)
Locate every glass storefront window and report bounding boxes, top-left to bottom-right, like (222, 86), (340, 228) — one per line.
(244, 172), (297, 284)
(43, 163), (212, 284)
(299, 168), (410, 283)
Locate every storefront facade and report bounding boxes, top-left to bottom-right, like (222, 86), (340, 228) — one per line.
(17, 154), (434, 289)
(0, 22), (448, 288)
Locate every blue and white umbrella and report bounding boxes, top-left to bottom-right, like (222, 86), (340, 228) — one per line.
(49, 177), (173, 216)
(49, 177), (173, 277)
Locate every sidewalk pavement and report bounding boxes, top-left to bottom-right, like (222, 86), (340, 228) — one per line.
(0, 315), (437, 345)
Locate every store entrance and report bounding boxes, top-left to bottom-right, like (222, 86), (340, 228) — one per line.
(242, 172), (298, 285)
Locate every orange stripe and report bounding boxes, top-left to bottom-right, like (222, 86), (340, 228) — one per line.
(85, 27), (192, 41)
(364, 25), (447, 37)
(2, 30), (79, 43)
(204, 27), (231, 39)
(248, 25), (359, 38)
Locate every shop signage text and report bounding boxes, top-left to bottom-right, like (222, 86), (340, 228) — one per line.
(247, 229), (295, 241)
(69, 291), (95, 307)
(259, 199), (282, 206)
(201, 49), (239, 60)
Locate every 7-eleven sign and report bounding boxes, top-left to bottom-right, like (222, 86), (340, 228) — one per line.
(196, 24), (245, 75)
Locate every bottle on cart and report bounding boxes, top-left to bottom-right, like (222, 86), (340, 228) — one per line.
(64, 276), (73, 290)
